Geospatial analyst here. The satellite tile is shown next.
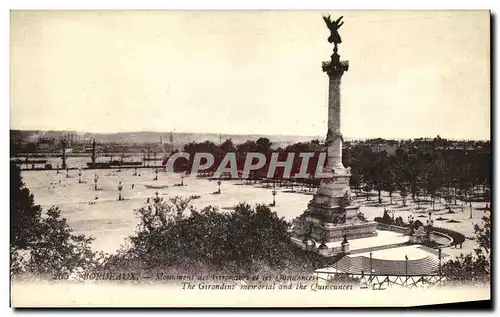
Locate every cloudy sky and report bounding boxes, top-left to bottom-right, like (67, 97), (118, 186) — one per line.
(10, 11), (490, 139)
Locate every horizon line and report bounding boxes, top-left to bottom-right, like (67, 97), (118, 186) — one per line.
(9, 128), (490, 142)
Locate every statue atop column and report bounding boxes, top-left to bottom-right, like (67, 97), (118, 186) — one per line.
(322, 15), (344, 45)
(322, 15), (349, 75)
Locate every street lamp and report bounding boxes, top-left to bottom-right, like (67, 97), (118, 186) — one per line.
(405, 254), (409, 280)
(94, 174), (99, 190)
(271, 180), (277, 206)
(118, 181), (123, 200)
(78, 168), (82, 183)
(438, 248), (442, 276)
(370, 252), (373, 275)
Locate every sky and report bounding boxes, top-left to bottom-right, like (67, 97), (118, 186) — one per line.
(10, 10), (490, 140)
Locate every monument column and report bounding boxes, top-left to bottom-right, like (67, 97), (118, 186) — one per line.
(291, 16), (377, 252)
(323, 47), (349, 171)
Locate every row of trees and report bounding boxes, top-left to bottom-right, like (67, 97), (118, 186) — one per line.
(346, 143), (490, 208)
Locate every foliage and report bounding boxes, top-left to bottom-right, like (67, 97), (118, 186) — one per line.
(108, 197), (322, 275)
(10, 162), (43, 250)
(10, 162), (99, 276)
(441, 213), (490, 282)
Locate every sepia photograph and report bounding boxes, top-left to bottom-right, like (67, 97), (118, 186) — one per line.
(9, 9), (491, 308)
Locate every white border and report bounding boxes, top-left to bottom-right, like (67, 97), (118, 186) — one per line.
(2, 0), (497, 315)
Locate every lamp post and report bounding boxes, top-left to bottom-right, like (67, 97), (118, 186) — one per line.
(78, 168), (82, 183)
(405, 254), (408, 280)
(272, 180), (277, 206)
(438, 248), (442, 276)
(94, 174), (99, 190)
(118, 181), (123, 201)
(370, 252), (373, 275)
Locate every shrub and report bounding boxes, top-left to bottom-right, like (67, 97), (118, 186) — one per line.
(441, 214), (490, 282)
(10, 162), (99, 277)
(110, 197), (322, 275)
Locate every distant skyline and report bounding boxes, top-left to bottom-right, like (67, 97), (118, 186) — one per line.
(10, 11), (490, 140)
(10, 128), (489, 142)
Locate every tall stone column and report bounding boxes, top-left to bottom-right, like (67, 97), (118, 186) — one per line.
(314, 49), (350, 203)
(324, 50), (348, 171)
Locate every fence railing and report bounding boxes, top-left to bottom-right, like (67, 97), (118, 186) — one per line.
(314, 271), (447, 289)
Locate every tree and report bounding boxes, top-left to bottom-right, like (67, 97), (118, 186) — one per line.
(368, 152), (389, 204)
(423, 158), (445, 211)
(220, 138), (236, 152)
(118, 197), (318, 274)
(10, 162), (98, 276)
(24, 207), (98, 275)
(441, 213), (490, 282)
(383, 164), (397, 205)
(256, 137), (272, 153)
(349, 170), (362, 196)
(10, 162), (43, 251)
